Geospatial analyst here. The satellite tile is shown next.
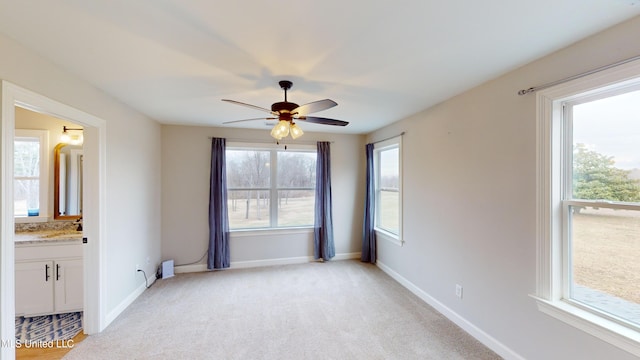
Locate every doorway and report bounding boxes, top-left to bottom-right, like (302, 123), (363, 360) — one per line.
(1, 81), (106, 359)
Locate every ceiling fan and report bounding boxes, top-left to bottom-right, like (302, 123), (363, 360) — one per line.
(222, 80), (348, 140)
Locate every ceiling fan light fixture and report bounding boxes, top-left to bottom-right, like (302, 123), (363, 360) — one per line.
(271, 120), (290, 140)
(270, 126), (282, 140)
(60, 130), (70, 143)
(290, 123), (304, 139)
(60, 126), (84, 145)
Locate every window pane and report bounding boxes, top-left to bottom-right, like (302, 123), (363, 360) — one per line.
(14, 139), (40, 177)
(570, 206), (640, 325)
(14, 179), (39, 216)
(277, 190), (314, 227)
(227, 190), (270, 229)
(277, 151), (316, 188)
(226, 147), (317, 230)
(14, 137), (41, 217)
(226, 150), (270, 188)
(376, 146), (400, 235)
(380, 148), (399, 188)
(572, 90), (640, 202)
(379, 190), (399, 233)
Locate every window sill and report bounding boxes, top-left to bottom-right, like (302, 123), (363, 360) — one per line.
(531, 295), (640, 357)
(230, 227), (313, 238)
(375, 229), (403, 247)
(15, 216), (49, 223)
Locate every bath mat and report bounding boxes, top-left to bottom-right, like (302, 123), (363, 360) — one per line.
(15, 312), (82, 342)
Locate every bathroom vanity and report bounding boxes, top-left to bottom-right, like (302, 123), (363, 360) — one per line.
(15, 232), (83, 317)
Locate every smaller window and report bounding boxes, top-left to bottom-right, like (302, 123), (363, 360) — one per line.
(374, 137), (402, 243)
(14, 129), (48, 219)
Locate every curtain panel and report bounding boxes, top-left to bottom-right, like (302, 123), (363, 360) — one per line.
(208, 137), (230, 269)
(314, 141), (335, 260)
(361, 143), (376, 263)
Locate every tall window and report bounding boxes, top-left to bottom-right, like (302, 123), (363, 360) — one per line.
(226, 144), (316, 230)
(14, 129), (48, 218)
(536, 60), (640, 355)
(374, 137), (402, 242)
(566, 89), (640, 327)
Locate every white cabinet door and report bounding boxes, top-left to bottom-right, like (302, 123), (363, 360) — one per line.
(54, 258), (83, 313)
(15, 261), (55, 316)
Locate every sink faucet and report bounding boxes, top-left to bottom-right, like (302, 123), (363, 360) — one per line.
(75, 217), (83, 231)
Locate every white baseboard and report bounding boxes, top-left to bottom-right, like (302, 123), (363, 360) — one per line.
(105, 281), (147, 326)
(376, 261), (525, 360)
(232, 255), (315, 269)
(174, 252), (361, 274)
(333, 252), (361, 261)
(174, 263), (207, 274)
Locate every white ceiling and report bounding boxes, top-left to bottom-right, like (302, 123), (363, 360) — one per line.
(0, 1), (639, 134)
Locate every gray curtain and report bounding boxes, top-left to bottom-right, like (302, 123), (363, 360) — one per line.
(208, 137), (230, 269)
(361, 143), (376, 263)
(314, 141), (335, 260)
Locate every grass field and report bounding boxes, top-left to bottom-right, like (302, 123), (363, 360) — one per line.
(572, 208), (640, 304)
(228, 193), (314, 228)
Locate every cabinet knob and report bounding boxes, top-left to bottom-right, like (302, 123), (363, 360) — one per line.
(56, 263), (61, 281)
(45, 264), (50, 281)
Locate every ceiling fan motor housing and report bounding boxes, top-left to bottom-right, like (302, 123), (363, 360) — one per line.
(272, 101), (299, 120)
(272, 80), (298, 120)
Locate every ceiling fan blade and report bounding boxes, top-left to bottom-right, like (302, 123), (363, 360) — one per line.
(297, 116), (349, 126)
(222, 99), (276, 115)
(223, 117), (277, 124)
(292, 99), (337, 116)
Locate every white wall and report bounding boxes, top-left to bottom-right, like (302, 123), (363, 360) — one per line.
(369, 16), (640, 360)
(161, 125), (364, 268)
(0, 33), (162, 322)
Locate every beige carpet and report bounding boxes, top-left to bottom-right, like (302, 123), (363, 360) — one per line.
(63, 260), (501, 359)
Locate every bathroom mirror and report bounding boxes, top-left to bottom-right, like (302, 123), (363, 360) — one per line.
(54, 143), (83, 220)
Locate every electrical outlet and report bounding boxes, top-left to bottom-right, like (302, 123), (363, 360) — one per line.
(136, 264), (141, 272)
(455, 284), (463, 299)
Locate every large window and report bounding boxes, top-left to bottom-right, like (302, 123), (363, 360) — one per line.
(374, 137), (402, 243)
(226, 144), (316, 230)
(14, 129), (48, 218)
(536, 60), (640, 355)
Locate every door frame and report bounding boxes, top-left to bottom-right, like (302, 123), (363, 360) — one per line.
(1, 81), (106, 358)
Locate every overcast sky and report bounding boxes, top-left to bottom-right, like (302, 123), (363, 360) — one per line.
(573, 89), (640, 170)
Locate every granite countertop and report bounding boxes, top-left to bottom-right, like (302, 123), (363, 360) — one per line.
(15, 230), (83, 245)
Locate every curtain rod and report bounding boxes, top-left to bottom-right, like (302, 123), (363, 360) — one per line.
(371, 131), (405, 145)
(207, 137), (333, 145)
(517, 54), (640, 95)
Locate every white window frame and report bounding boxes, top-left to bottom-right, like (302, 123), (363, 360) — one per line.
(373, 136), (403, 246)
(534, 59), (640, 357)
(14, 129), (49, 222)
(226, 142), (316, 231)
